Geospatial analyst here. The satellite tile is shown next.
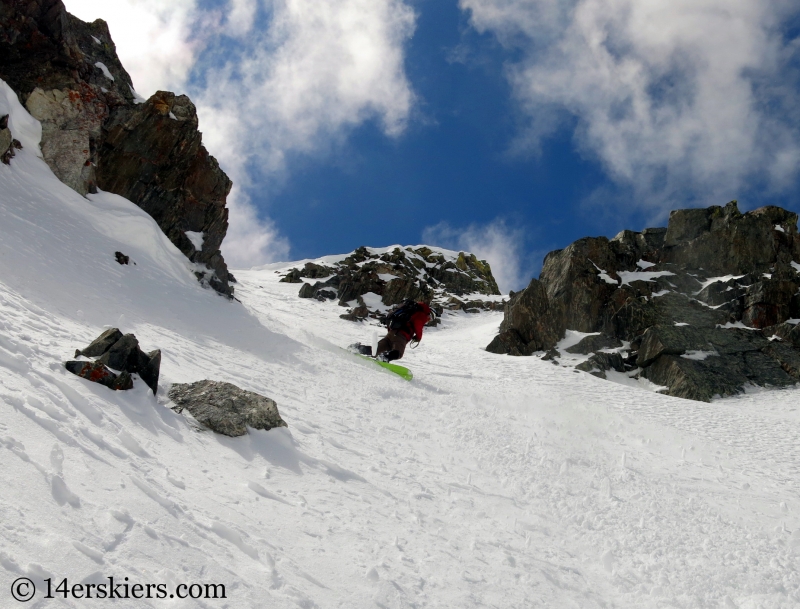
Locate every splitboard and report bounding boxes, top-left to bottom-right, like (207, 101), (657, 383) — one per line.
(345, 350), (413, 381)
(360, 355), (413, 381)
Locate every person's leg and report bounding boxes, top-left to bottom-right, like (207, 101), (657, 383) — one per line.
(375, 331), (395, 358)
(385, 334), (408, 361)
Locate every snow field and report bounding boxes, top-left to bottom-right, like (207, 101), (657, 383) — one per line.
(0, 87), (798, 607)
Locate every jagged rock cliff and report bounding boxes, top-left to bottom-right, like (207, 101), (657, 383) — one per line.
(488, 202), (800, 401)
(0, 0), (234, 297)
(279, 245), (503, 322)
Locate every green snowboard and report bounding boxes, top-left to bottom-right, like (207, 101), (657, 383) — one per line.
(355, 354), (413, 381)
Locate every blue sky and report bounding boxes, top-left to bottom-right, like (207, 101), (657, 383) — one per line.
(65, 0), (800, 291)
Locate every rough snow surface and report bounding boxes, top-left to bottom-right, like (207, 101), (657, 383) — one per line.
(1, 97), (799, 608)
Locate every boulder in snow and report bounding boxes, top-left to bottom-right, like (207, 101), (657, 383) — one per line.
(168, 380), (287, 437)
(64, 360), (133, 391)
(71, 328), (161, 394)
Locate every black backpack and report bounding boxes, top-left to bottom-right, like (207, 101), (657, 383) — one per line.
(384, 299), (422, 331)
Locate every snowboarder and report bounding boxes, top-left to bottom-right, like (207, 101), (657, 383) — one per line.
(351, 300), (436, 362)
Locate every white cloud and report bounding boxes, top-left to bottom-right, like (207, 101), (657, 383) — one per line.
(422, 220), (528, 293)
(196, 0), (417, 174)
(64, 0), (200, 96)
(461, 0), (800, 209)
(63, 0), (418, 268)
(225, 0), (259, 37)
(224, 186), (291, 267)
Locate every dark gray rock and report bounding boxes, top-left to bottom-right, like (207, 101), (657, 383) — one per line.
(541, 348), (561, 361)
(340, 304), (369, 321)
(485, 330), (534, 356)
(97, 333), (141, 371)
(298, 283), (314, 298)
(663, 202), (798, 275)
(636, 325), (713, 367)
(76, 327), (123, 357)
(64, 360), (133, 391)
(98, 91), (233, 297)
(138, 350), (161, 396)
(565, 334), (622, 355)
(280, 268), (302, 283)
(380, 277), (431, 307)
(742, 279), (799, 328)
(638, 327), (800, 401)
(168, 380), (287, 437)
(301, 262), (333, 279)
(766, 322), (800, 347)
(486, 200), (800, 400)
(539, 236), (622, 333)
(609, 292), (729, 341)
(576, 352), (625, 378)
(73, 329), (160, 393)
(0, 0), (235, 297)
(289, 245), (502, 322)
(298, 281), (337, 301)
(486, 278), (561, 355)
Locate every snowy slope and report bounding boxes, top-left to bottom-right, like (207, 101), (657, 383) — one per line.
(1, 83), (799, 608)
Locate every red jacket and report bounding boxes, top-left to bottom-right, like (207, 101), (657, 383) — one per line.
(399, 302), (431, 341)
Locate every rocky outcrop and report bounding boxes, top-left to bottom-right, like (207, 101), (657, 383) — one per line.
(486, 279), (559, 356)
(280, 246), (504, 322)
(67, 328), (161, 394)
(488, 201), (800, 401)
(97, 91), (233, 296)
(168, 380), (287, 437)
(0, 0), (234, 297)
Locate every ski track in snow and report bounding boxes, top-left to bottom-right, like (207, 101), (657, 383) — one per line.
(0, 105), (799, 607)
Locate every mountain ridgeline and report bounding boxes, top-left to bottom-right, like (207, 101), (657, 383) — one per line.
(488, 201), (800, 401)
(0, 0), (234, 297)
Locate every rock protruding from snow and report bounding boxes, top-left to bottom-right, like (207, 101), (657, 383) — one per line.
(71, 328), (161, 394)
(281, 245), (503, 322)
(486, 278), (559, 355)
(0, 0), (235, 298)
(64, 359), (133, 391)
(488, 201), (800, 401)
(168, 381), (287, 437)
(98, 91), (233, 297)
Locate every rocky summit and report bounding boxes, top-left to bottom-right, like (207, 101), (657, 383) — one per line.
(0, 0), (234, 297)
(488, 201), (800, 401)
(279, 245), (504, 322)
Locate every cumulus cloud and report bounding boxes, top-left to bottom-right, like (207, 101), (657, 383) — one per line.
(422, 219), (529, 293)
(195, 0), (417, 174)
(63, 0), (418, 268)
(461, 0), (800, 210)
